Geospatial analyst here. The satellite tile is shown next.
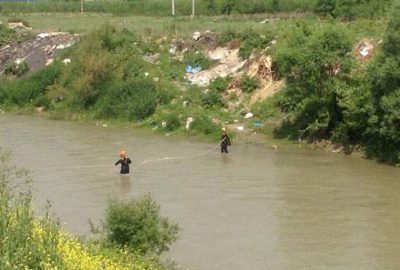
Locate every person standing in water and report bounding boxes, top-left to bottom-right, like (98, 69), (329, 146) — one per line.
(115, 150), (132, 174)
(220, 127), (231, 154)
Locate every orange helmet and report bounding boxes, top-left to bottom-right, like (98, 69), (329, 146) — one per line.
(119, 150), (127, 157)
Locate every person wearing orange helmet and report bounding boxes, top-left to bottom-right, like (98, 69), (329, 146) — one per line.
(115, 150), (132, 174)
(220, 127), (231, 154)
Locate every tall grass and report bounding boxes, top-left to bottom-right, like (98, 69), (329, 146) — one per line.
(0, 0), (318, 16)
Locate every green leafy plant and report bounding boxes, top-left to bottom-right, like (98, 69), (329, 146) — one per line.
(239, 75), (260, 93)
(165, 112), (181, 131)
(209, 76), (232, 93)
(201, 90), (225, 108)
(104, 195), (180, 255)
(184, 51), (212, 70)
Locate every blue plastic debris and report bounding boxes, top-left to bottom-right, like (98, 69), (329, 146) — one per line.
(186, 65), (202, 73)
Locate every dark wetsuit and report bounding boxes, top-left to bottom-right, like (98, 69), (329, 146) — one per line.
(115, 157), (132, 174)
(220, 133), (231, 153)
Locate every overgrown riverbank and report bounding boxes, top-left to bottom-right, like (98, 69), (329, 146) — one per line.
(1, 4), (400, 165)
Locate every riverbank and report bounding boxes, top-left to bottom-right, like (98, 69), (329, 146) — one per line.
(1, 10), (399, 165)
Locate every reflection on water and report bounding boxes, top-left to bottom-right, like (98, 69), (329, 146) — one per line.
(0, 114), (399, 270)
(119, 174), (132, 197)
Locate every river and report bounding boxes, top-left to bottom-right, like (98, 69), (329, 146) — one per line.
(1, 114), (399, 270)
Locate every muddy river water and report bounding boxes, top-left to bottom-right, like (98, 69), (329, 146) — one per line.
(1, 114), (399, 270)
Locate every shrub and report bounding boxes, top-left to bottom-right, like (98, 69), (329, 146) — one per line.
(0, 24), (16, 47)
(7, 62), (62, 106)
(96, 78), (158, 120)
(201, 90), (225, 108)
(218, 29), (240, 45)
(104, 195), (179, 255)
(239, 30), (274, 59)
(239, 75), (260, 93)
(164, 112), (181, 131)
(157, 83), (178, 105)
(209, 76), (232, 92)
(191, 114), (220, 136)
(184, 51), (213, 70)
(221, 0), (236, 15)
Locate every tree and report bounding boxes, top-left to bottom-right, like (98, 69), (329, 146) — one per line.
(363, 6), (400, 163)
(221, 0), (235, 15)
(104, 195), (180, 255)
(315, 0), (336, 17)
(273, 24), (354, 140)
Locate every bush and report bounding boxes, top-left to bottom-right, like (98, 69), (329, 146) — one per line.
(209, 76), (232, 92)
(0, 24), (16, 47)
(218, 29), (240, 45)
(157, 83), (178, 105)
(96, 79), (158, 120)
(164, 112), (181, 131)
(104, 195), (179, 255)
(201, 90), (225, 108)
(184, 51), (213, 70)
(191, 114), (220, 137)
(239, 75), (260, 93)
(6, 62), (62, 107)
(221, 0), (236, 15)
(238, 30), (274, 60)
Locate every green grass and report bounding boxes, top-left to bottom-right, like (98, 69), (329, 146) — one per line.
(0, 12), (309, 37)
(0, 12), (389, 43)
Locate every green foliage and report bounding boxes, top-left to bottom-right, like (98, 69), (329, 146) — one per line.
(201, 90), (225, 108)
(218, 28), (241, 45)
(157, 82), (178, 105)
(239, 30), (274, 59)
(104, 195), (179, 255)
(0, 150), (65, 270)
(205, 0), (217, 14)
(184, 51), (213, 70)
(0, 0), (388, 17)
(361, 7), (400, 163)
(251, 91), (285, 120)
(209, 76), (232, 92)
(273, 23), (354, 139)
(221, 0), (236, 15)
(239, 75), (260, 93)
(4, 60), (29, 77)
(190, 113), (220, 137)
(315, 0), (336, 17)
(164, 112), (181, 131)
(316, 0), (392, 19)
(5, 62), (62, 107)
(0, 24), (16, 47)
(96, 79), (158, 121)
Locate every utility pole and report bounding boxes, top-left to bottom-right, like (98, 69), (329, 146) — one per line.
(191, 0), (195, 17)
(172, 0), (175, 16)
